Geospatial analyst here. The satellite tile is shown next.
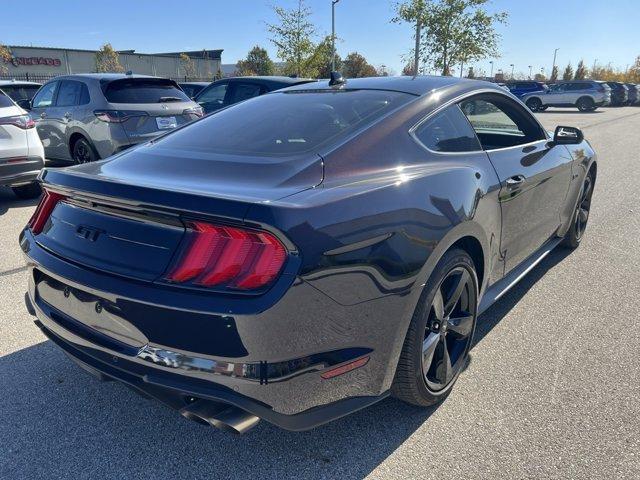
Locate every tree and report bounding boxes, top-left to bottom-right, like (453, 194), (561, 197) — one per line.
(95, 43), (124, 73)
(402, 61), (415, 76)
(562, 62), (573, 81)
(466, 66), (475, 78)
(394, 0), (507, 76)
(549, 65), (559, 82)
(0, 43), (11, 75)
(179, 53), (197, 78)
(574, 59), (587, 80)
(534, 73), (546, 82)
(308, 35), (341, 78)
(267, 0), (316, 77)
(235, 45), (275, 76)
(342, 52), (377, 78)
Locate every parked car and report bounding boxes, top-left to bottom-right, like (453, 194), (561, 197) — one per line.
(522, 80), (611, 112)
(604, 82), (629, 106)
(26, 74), (203, 163)
(505, 81), (547, 98)
(194, 76), (315, 114)
(0, 90), (44, 198)
(0, 80), (42, 106)
(178, 82), (210, 99)
(624, 83), (639, 105)
(21, 76), (596, 433)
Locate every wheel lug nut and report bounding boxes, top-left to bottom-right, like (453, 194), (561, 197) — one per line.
(433, 322), (440, 330)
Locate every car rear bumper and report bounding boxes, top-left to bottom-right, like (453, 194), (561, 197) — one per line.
(20, 227), (404, 429)
(0, 155), (44, 186)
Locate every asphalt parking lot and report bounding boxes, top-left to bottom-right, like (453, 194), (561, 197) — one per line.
(1, 106), (639, 480)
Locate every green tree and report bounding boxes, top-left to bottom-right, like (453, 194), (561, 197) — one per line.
(267, 0), (316, 77)
(95, 43), (124, 73)
(562, 62), (573, 81)
(549, 65), (559, 82)
(179, 53), (197, 78)
(235, 45), (275, 76)
(574, 59), (587, 80)
(342, 52), (377, 78)
(306, 35), (341, 78)
(394, 0), (507, 76)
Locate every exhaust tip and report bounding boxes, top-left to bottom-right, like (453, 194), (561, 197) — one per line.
(180, 400), (260, 434)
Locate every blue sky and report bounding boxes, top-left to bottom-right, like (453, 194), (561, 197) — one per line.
(1, 0), (638, 76)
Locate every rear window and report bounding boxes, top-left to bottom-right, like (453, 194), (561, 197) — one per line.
(103, 78), (191, 104)
(1, 85), (40, 102)
(156, 89), (414, 156)
(0, 91), (14, 108)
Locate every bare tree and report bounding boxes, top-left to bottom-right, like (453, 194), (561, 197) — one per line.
(0, 43), (11, 75)
(180, 53), (197, 78)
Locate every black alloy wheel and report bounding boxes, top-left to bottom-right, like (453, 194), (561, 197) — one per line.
(392, 249), (478, 406)
(563, 172), (594, 248)
(577, 97), (595, 112)
(73, 138), (97, 164)
(526, 97), (542, 112)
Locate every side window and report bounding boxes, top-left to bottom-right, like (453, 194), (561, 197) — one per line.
(197, 83), (228, 105)
(227, 83), (262, 104)
(459, 94), (545, 150)
(413, 105), (481, 153)
(56, 81), (90, 107)
(32, 82), (58, 108)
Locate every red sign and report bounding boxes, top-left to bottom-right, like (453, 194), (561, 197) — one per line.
(4, 56), (62, 67)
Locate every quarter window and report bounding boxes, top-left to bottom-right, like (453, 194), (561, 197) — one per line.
(414, 105), (481, 152)
(32, 82), (58, 108)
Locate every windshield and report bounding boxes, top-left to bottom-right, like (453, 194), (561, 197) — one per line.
(103, 78), (191, 104)
(155, 89), (414, 156)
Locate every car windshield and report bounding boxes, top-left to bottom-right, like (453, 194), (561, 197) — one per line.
(103, 78), (191, 104)
(155, 89), (415, 156)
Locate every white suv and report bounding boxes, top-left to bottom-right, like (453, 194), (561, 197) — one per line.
(0, 90), (45, 199)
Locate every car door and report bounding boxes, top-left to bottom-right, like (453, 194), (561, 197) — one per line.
(546, 83), (566, 105)
(48, 80), (87, 161)
(460, 93), (573, 274)
(29, 81), (59, 158)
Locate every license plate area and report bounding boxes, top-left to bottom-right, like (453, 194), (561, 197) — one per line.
(156, 116), (177, 130)
(35, 273), (148, 349)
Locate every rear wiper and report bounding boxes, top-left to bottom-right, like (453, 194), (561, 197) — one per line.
(159, 96), (183, 102)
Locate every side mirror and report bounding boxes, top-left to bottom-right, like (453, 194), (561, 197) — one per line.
(553, 126), (584, 145)
(16, 99), (31, 110)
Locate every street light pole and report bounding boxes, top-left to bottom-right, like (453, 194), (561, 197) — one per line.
(331, 0), (340, 72)
(528, 65), (532, 79)
(551, 48), (559, 78)
(510, 64), (514, 79)
(413, 4), (422, 76)
(489, 61), (494, 79)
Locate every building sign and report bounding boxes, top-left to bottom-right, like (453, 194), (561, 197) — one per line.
(4, 56), (62, 67)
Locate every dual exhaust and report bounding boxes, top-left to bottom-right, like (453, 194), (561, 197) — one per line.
(180, 400), (260, 435)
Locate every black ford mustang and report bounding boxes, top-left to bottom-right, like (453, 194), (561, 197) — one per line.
(20, 75), (596, 434)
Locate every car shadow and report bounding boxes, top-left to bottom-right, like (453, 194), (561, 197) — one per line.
(0, 247), (574, 480)
(0, 186), (40, 215)
(536, 109), (603, 114)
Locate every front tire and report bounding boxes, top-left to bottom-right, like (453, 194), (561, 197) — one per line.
(392, 249), (478, 407)
(72, 137), (98, 164)
(526, 97), (543, 112)
(11, 182), (42, 199)
(577, 97), (595, 112)
(563, 172), (594, 249)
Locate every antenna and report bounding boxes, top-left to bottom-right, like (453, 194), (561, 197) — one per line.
(329, 71), (346, 87)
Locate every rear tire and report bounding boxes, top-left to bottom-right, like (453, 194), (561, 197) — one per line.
(72, 137), (98, 164)
(577, 97), (595, 112)
(11, 182), (42, 199)
(392, 249), (478, 407)
(563, 171), (594, 249)
(526, 97), (543, 112)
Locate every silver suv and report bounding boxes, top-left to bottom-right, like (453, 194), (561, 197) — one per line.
(521, 80), (611, 112)
(28, 74), (203, 163)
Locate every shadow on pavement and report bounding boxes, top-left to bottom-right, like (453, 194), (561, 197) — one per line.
(0, 246), (574, 480)
(0, 187), (40, 216)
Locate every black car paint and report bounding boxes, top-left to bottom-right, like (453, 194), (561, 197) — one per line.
(20, 76), (596, 430)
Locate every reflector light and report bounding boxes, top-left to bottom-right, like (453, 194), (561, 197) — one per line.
(28, 189), (65, 235)
(320, 356), (370, 379)
(166, 221), (287, 291)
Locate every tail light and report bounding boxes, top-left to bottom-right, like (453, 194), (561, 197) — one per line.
(28, 189), (66, 235)
(165, 221), (287, 291)
(0, 114), (35, 129)
(94, 110), (148, 123)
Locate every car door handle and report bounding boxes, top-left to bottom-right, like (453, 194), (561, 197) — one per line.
(40, 112), (47, 119)
(505, 175), (526, 187)
(64, 112), (72, 119)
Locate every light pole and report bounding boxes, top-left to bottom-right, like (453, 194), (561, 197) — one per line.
(413, 2), (423, 76)
(489, 60), (494, 79)
(551, 48), (559, 78)
(331, 0), (341, 72)
(528, 65), (532, 79)
(510, 64), (514, 79)
(592, 58), (597, 78)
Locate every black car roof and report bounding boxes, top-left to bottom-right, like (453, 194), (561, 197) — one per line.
(282, 75), (497, 96)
